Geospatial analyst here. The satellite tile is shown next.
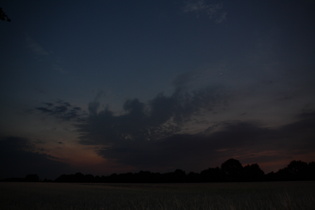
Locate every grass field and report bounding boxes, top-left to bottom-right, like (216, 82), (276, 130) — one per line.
(1, 181), (315, 209)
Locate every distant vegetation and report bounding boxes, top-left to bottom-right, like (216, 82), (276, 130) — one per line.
(2, 159), (315, 183)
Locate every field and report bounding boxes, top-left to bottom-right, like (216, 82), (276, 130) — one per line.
(1, 181), (315, 209)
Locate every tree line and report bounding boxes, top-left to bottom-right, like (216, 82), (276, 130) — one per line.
(2, 159), (315, 183)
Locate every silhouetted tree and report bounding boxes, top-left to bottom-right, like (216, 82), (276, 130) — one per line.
(137, 171), (155, 182)
(72, 172), (85, 182)
(221, 158), (243, 181)
(84, 174), (95, 182)
(200, 167), (223, 182)
(107, 173), (118, 182)
(173, 169), (186, 182)
(24, 174), (40, 182)
(55, 174), (68, 182)
(118, 172), (135, 182)
(55, 172), (95, 182)
(266, 160), (315, 181)
(306, 161), (315, 180)
(277, 160), (309, 180)
(187, 171), (200, 182)
(160, 169), (186, 183)
(0, 8), (11, 22)
(51, 159), (315, 183)
(265, 171), (277, 181)
(243, 164), (265, 181)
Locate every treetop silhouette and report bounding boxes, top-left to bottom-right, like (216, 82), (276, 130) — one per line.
(0, 8), (11, 22)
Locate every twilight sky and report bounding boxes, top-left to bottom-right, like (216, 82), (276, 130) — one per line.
(1, 0), (315, 179)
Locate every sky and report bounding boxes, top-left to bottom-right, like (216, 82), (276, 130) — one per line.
(1, 0), (315, 179)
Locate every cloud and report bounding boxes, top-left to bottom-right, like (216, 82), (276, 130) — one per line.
(36, 100), (86, 122)
(182, 0), (227, 23)
(77, 85), (228, 145)
(76, 107), (315, 172)
(26, 35), (50, 56)
(276, 111), (315, 153)
(94, 121), (267, 170)
(0, 136), (70, 179)
(33, 62), (315, 172)
(88, 91), (104, 116)
(72, 85), (228, 171)
(26, 35), (67, 74)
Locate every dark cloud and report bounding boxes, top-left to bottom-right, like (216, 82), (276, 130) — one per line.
(36, 100), (86, 122)
(77, 86), (228, 145)
(78, 107), (315, 172)
(94, 122), (270, 171)
(0, 136), (70, 179)
(73, 86), (229, 171)
(182, 0), (227, 23)
(33, 82), (315, 172)
(97, 134), (214, 171)
(275, 111), (315, 154)
(88, 91), (104, 116)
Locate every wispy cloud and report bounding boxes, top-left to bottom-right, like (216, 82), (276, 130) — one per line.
(182, 0), (227, 23)
(88, 91), (104, 116)
(26, 35), (67, 74)
(26, 35), (50, 56)
(36, 100), (87, 122)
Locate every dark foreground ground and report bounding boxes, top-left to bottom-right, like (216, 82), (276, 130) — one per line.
(1, 181), (315, 209)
